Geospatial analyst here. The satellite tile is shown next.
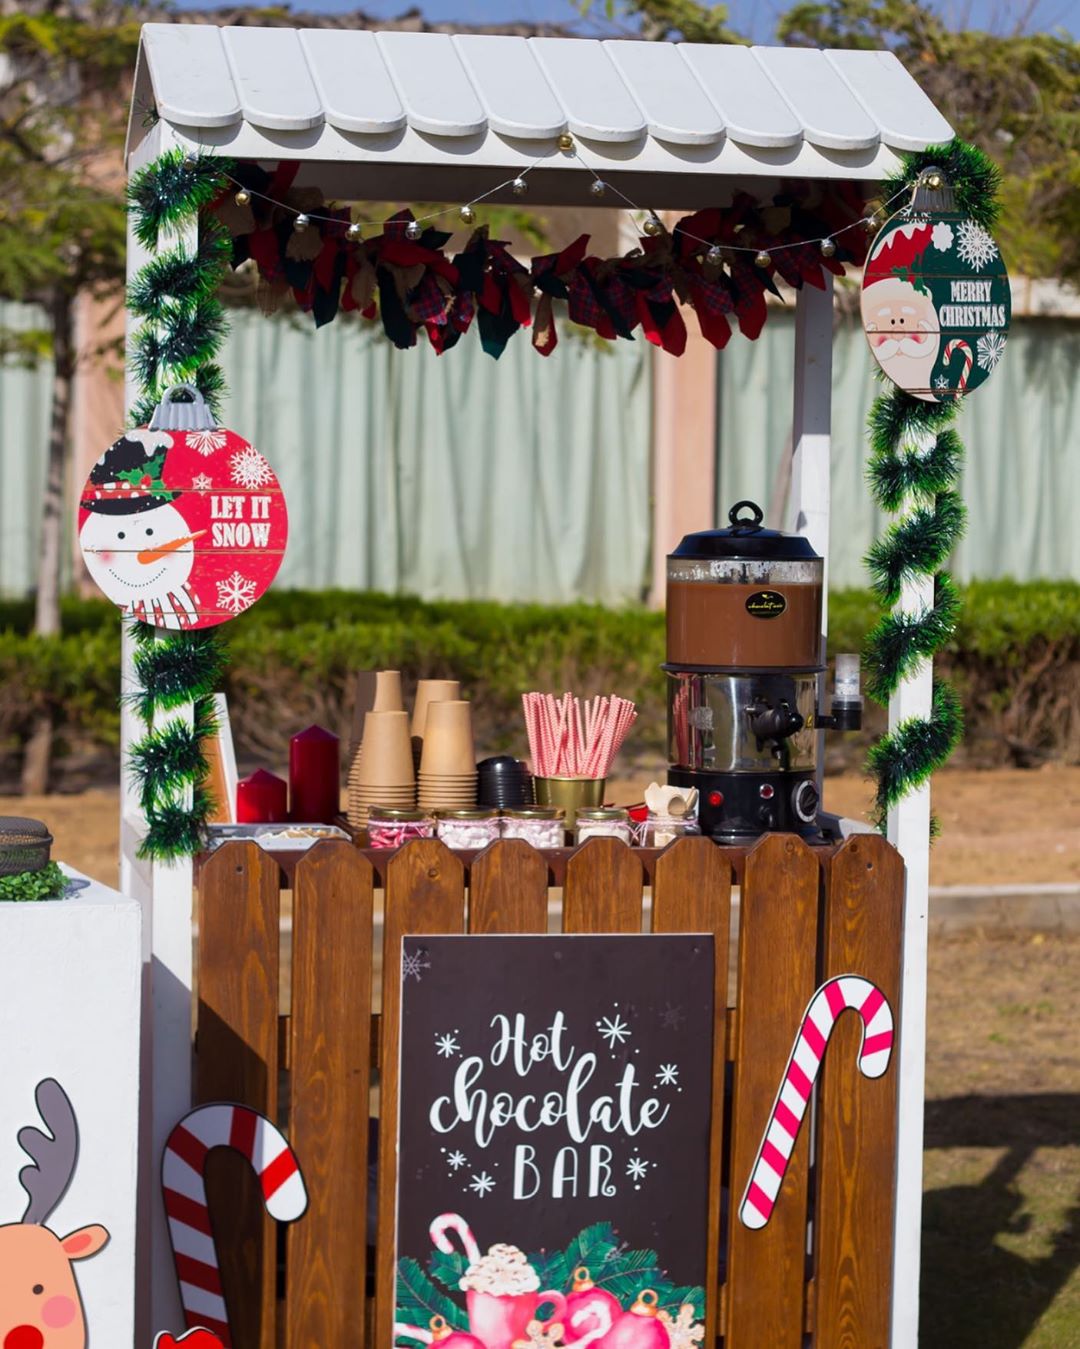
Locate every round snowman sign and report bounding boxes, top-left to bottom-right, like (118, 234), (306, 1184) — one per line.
(79, 424), (287, 629)
(861, 208), (1011, 402)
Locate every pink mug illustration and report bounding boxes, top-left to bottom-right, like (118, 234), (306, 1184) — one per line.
(0, 1079), (110, 1349)
(431, 1214), (567, 1349)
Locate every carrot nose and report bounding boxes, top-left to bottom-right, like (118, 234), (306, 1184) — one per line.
(138, 530), (204, 565)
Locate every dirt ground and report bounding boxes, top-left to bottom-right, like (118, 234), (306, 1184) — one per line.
(6, 764), (1080, 891)
(4, 770), (1080, 1345)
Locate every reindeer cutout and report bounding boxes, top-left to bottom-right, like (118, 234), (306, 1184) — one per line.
(0, 1080), (109, 1349)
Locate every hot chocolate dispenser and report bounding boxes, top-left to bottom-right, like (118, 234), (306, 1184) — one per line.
(665, 500), (861, 842)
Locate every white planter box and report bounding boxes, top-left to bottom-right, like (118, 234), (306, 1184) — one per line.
(0, 866), (141, 1349)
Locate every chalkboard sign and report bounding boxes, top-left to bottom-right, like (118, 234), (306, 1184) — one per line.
(393, 934), (714, 1348)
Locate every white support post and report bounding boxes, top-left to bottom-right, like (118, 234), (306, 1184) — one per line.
(124, 125), (195, 1343)
(787, 274), (834, 793)
(888, 572), (934, 1349)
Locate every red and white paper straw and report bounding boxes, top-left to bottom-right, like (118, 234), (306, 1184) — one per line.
(521, 692), (637, 779)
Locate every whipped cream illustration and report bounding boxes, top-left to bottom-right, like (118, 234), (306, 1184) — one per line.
(459, 1242), (540, 1296)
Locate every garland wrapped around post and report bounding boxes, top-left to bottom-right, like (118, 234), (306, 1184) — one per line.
(125, 149), (234, 859)
(861, 140), (1003, 828)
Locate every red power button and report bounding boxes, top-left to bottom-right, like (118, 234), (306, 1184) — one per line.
(708, 790), (724, 807)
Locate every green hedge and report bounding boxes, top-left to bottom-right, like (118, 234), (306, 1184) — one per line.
(1, 580), (1078, 784)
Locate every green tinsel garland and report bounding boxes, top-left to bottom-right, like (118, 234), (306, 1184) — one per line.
(125, 148), (234, 861)
(862, 138), (1002, 828)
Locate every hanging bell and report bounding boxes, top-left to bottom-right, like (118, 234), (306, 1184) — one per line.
(460, 204), (476, 225)
(820, 237), (836, 258)
(558, 131), (575, 151)
(755, 249), (772, 269)
(642, 214), (663, 237)
(405, 219), (423, 241)
(706, 244), (723, 266)
(511, 177), (528, 197)
(346, 222), (362, 242)
(293, 213), (311, 233)
(590, 179), (607, 199)
(234, 187), (251, 207)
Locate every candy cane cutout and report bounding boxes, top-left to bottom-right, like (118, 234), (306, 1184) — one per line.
(738, 975), (893, 1230)
(943, 338), (973, 395)
(430, 1211), (483, 1266)
(162, 1104), (308, 1346)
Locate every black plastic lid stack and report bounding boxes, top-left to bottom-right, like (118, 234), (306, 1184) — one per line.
(669, 500), (821, 563)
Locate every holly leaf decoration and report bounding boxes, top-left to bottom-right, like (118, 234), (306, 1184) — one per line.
(428, 1247), (468, 1293)
(395, 1255), (469, 1337)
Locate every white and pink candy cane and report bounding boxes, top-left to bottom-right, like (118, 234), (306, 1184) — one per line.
(161, 1103), (308, 1346)
(739, 975), (893, 1230)
(942, 338), (973, 395)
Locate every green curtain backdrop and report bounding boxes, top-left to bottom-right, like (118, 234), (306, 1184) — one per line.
(219, 315), (653, 604)
(716, 311), (1080, 586)
(0, 302), (52, 596)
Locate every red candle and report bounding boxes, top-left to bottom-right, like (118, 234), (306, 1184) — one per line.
(289, 724), (340, 823)
(236, 769), (288, 823)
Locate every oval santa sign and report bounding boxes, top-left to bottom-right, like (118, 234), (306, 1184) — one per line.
(861, 209), (1010, 402)
(79, 425), (287, 629)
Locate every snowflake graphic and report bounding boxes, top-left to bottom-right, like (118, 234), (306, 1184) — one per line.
(955, 219), (999, 272)
(626, 1156), (649, 1182)
(933, 374), (951, 391)
(216, 570), (257, 615)
(403, 947), (431, 982)
(469, 1171), (495, 1197)
(656, 1063), (679, 1086)
(230, 445), (274, 490)
(659, 1002), (685, 1030)
(435, 1031), (460, 1058)
(192, 473), (213, 492)
(976, 329), (1006, 372)
(659, 1305), (705, 1349)
(447, 1151), (467, 1171)
(596, 1013), (631, 1048)
(187, 428), (227, 457)
(930, 221), (954, 252)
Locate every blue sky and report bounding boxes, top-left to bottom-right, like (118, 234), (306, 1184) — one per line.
(171, 0), (1080, 39)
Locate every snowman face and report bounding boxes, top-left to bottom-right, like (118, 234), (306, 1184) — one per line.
(863, 277), (940, 391)
(80, 502), (195, 611)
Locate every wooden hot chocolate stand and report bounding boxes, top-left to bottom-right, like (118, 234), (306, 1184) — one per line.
(111, 27), (978, 1349)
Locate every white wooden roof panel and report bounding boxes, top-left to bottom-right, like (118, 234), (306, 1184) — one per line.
(677, 45), (803, 148)
(375, 31), (486, 137)
(141, 23), (240, 128)
(753, 47), (879, 150)
(129, 26), (954, 183)
(221, 27), (324, 131)
(298, 29), (405, 135)
(825, 48), (954, 151)
(603, 39), (725, 146)
(453, 34), (565, 139)
(530, 37), (647, 142)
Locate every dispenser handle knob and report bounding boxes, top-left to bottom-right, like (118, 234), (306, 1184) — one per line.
(728, 500), (765, 533)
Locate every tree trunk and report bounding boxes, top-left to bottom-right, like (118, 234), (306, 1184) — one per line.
(21, 288), (75, 796)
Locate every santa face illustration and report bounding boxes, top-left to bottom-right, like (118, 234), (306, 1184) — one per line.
(79, 431), (200, 628)
(862, 275), (941, 393)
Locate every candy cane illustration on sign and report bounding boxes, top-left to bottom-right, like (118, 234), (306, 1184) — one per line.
(0, 1080), (109, 1349)
(738, 975), (893, 1230)
(161, 1104), (307, 1346)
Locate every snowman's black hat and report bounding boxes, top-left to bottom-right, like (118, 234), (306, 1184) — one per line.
(81, 432), (181, 516)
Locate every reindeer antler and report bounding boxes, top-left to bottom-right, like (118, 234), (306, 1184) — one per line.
(18, 1079), (78, 1225)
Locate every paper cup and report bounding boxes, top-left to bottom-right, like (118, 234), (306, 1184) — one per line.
(411, 679), (462, 739)
(373, 669), (404, 713)
(419, 701), (476, 776)
(356, 710), (415, 786)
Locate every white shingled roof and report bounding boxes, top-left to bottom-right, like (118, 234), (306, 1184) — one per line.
(128, 25), (954, 207)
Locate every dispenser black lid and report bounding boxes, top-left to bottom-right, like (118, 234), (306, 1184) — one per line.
(670, 500), (820, 561)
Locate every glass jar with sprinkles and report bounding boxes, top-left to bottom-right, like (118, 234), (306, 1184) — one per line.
(500, 807), (565, 848)
(367, 807), (435, 850)
(435, 809), (501, 851)
(574, 807), (632, 846)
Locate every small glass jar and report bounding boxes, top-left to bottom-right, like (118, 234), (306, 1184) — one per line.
(436, 809), (501, 851)
(575, 807), (632, 846)
(367, 807), (435, 849)
(641, 815), (701, 848)
(500, 807), (565, 848)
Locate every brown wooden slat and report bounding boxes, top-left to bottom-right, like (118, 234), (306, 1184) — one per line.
(286, 842), (375, 1349)
(562, 837), (644, 932)
(813, 834), (904, 1349)
(375, 839), (466, 1347)
(469, 839), (549, 933)
(196, 840), (280, 1349)
(725, 834), (820, 1349)
(652, 837), (733, 1349)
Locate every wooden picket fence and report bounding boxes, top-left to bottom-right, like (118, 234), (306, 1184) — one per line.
(193, 831), (904, 1349)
